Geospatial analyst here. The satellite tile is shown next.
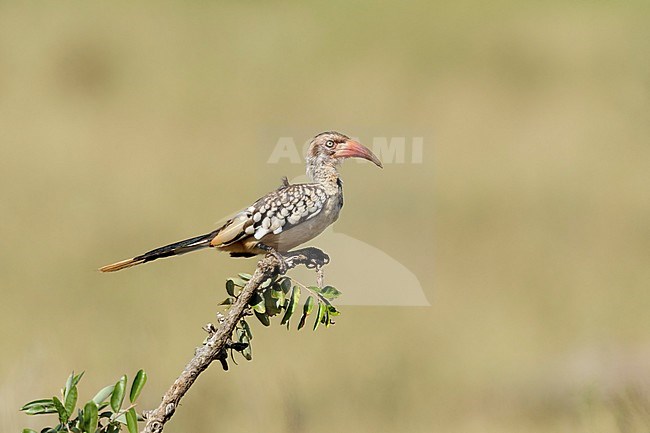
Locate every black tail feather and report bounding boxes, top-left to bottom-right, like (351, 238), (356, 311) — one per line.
(100, 230), (219, 272)
(134, 231), (217, 264)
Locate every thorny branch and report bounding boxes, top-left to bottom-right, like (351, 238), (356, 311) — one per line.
(141, 247), (330, 433)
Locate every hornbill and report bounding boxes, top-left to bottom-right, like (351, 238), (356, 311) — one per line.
(99, 131), (382, 272)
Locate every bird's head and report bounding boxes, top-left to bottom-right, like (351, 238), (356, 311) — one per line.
(307, 131), (383, 169)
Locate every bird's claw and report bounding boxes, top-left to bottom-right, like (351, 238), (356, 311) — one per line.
(256, 242), (289, 274)
(275, 255), (289, 274)
(267, 250), (288, 274)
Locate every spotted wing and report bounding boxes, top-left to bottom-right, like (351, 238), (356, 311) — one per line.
(210, 183), (327, 247)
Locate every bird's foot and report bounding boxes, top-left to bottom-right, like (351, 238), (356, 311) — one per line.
(256, 242), (289, 274)
(274, 253), (289, 274)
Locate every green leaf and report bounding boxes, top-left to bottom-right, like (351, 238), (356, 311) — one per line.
(126, 408), (138, 433)
(241, 319), (253, 340)
(52, 396), (68, 424)
(236, 326), (245, 342)
(264, 287), (281, 316)
(65, 372), (74, 399)
(271, 287), (285, 305)
(304, 296), (315, 315)
(130, 370), (147, 403)
(238, 273), (252, 280)
(313, 303), (324, 331)
(280, 277), (292, 294)
(281, 286), (300, 326)
(254, 310), (270, 326)
(320, 285), (342, 300)
(92, 385), (115, 405)
(327, 305), (341, 316)
(251, 302), (266, 313)
(297, 315), (307, 330)
(72, 372), (85, 387)
(20, 399), (57, 415)
(259, 276), (274, 288)
(249, 292), (265, 313)
(64, 385), (77, 420)
(236, 326), (252, 360)
(323, 304), (331, 327)
(23, 405), (57, 415)
(306, 286), (336, 302)
(241, 337), (252, 360)
(83, 401), (98, 433)
(225, 279), (236, 296)
(219, 297), (233, 306)
(230, 277), (247, 287)
(20, 398), (55, 411)
(64, 371), (84, 400)
(298, 296), (314, 330)
(110, 375), (127, 412)
(22, 429), (38, 433)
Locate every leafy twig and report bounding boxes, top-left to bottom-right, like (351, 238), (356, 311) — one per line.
(142, 248), (331, 433)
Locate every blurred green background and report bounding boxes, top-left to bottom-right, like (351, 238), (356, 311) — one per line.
(2, 1), (650, 432)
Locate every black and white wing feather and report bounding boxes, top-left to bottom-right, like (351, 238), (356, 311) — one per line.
(210, 183), (328, 247)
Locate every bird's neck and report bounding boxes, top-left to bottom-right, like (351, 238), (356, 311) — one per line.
(306, 158), (340, 186)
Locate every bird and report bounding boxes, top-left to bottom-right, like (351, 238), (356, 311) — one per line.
(99, 131), (382, 273)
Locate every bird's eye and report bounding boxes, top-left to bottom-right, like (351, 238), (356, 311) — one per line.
(325, 140), (335, 148)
